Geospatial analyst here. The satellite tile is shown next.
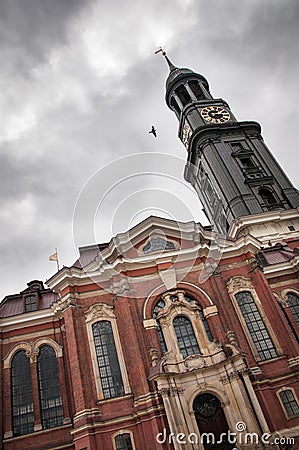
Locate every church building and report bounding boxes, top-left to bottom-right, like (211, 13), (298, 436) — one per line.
(1, 55), (299, 450)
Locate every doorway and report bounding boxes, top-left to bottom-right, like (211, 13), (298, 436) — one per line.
(193, 393), (234, 450)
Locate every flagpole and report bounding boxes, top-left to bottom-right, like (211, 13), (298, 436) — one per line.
(55, 247), (60, 271)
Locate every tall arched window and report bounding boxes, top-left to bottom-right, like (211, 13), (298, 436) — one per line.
(92, 321), (124, 399)
(279, 389), (299, 418)
(173, 316), (201, 358)
(184, 294), (213, 342)
(236, 291), (277, 360)
(38, 345), (63, 429)
(287, 293), (299, 327)
(11, 350), (34, 436)
(115, 432), (134, 450)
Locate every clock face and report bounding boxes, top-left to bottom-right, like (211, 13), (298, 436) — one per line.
(200, 105), (230, 124)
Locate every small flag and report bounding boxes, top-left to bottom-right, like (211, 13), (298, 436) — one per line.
(49, 251), (58, 262)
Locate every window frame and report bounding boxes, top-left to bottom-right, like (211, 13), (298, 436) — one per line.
(153, 290), (214, 359)
(24, 294), (38, 312)
(85, 303), (131, 401)
(173, 315), (201, 358)
(37, 345), (64, 430)
(11, 350), (34, 437)
(227, 276), (281, 362)
(112, 430), (136, 450)
(286, 292), (299, 327)
(277, 388), (299, 419)
(235, 291), (277, 361)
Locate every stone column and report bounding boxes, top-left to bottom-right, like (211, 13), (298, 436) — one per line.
(30, 357), (42, 431)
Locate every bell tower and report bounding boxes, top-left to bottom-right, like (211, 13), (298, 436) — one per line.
(162, 53), (299, 231)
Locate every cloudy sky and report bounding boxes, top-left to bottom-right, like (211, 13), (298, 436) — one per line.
(1, 0), (298, 300)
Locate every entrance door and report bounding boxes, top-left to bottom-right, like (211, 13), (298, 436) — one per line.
(193, 393), (234, 450)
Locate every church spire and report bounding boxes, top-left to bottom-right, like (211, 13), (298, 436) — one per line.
(155, 47), (176, 71)
(160, 57), (299, 231)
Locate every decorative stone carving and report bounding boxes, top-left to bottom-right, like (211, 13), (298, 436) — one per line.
(110, 279), (131, 297)
(85, 303), (115, 323)
(149, 347), (159, 367)
(27, 342), (40, 363)
(170, 387), (185, 396)
(227, 276), (253, 294)
(158, 387), (185, 397)
(220, 371), (239, 385)
(159, 267), (177, 291)
(159, 388), (170, 398)
(51, 295), (77, 316)
(184, 354), (206, 371)
(226, 330), (238, 347)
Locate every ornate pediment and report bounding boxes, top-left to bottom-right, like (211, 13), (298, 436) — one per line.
(226, 276), (253, 294)
(184, 354), (206, 371)
(85, 303), (115, 323)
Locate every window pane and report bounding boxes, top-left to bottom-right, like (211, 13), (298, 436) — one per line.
(25, 295), (37, 312)
(38, 345), (63, 429)
(11, 351), (34, 436)
(115, 433), (133, 450)
(279, 390), (299, 417)
(236, 291), (277, 361)
(173, 316), (201, 358)
(92, 321), (124, 399)
(287, 293), (299, 327)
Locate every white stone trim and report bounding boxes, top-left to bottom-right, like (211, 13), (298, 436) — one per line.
(34, 338), (63, 358)
(3, 342), (31, 368)
(142, 282), (215, 320)
(3, 338), (63, 368)
(112, 429), (136, 450)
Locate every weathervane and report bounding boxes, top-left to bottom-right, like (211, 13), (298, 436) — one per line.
(155, 47), (167, 56)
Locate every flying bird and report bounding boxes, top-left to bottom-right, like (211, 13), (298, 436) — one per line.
(149, 126), (157, 137)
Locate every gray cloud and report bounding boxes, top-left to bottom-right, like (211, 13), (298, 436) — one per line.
(0, 0), (298, 299)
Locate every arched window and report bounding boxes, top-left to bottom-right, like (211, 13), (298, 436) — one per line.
(173, 316), (201, 358)
(189, 81), (205, 100)
(287, 293), (299, 327)
(175, 85), (191, 107)
(153, 299), (167, 353)
(170, 96), (181, 116)
(259, 188), (279, 209)
(184, 294), (213, 342)
(279, 389), (299, 417)
(92, 321), (124, 399)
(38, 345), (63, 429)
(115, 432), (134, 450)
(236, 291), (277, 360)
(11, 350), (34, 436)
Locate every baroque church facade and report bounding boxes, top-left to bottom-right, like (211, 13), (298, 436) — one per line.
(1, 56), (299, 450)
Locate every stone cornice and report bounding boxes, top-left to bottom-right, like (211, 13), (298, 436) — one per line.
(0, 308), (54, 332)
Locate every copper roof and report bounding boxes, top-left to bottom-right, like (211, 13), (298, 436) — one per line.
(0, 281), (58, 318)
